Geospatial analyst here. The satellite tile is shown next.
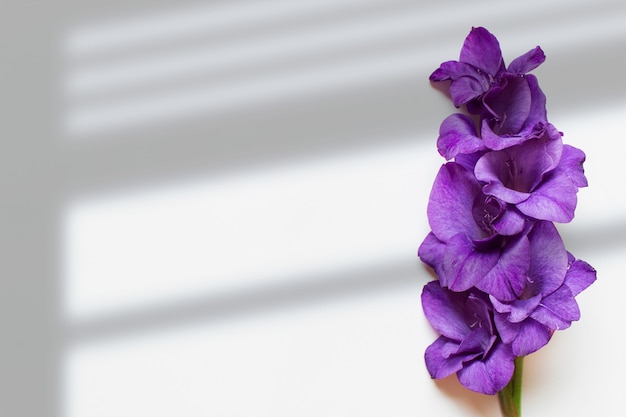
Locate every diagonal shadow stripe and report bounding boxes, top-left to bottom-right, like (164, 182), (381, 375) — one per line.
(67, 258), (426, 344)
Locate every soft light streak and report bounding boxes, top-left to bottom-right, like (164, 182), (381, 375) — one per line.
(62, 139), (438, 322)
(61, 0), (625, 136)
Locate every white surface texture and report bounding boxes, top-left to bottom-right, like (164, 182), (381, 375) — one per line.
(1, 1), (625, 416)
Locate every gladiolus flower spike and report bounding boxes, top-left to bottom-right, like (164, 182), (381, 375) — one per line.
(419, 27), (596, 417)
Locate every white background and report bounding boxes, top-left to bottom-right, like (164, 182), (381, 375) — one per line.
(1, 0), (625, 416)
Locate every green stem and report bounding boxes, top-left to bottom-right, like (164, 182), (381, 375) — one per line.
(498, 356), (524, 417)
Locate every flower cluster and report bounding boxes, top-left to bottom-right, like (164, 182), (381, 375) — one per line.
(419, 27), (596, 395)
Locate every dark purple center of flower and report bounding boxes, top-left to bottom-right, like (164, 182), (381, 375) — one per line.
(519, 288), (534, 301)
(483, 75), (531, 136)
(465, 294), (493, 331)
(461, 294), (498, 357)
(472, 194), (503, 236)
(501, 157), (532, 193)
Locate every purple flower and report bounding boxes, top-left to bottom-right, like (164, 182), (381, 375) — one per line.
(430, 27), (506, 107)
(431, 27), (548, 158)
(490, 222), (597, 356)
(418, 162), (530, 300)
(480, 73), (548, 150)
(422, 281), (515, 395)
(430, 27), (545, 109)
(474, 124), (588, 223)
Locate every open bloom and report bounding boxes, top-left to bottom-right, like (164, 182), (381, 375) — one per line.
(431, 27), (548, 158)
(422, 281), (515, 395)
(430, 26), (545, 106)
(418, 162), (530, 300)
(430, 26), (507, 107)
(491, 222), (597, 356)
(475, 124), (588, 223)
(479, 73), (548, 150)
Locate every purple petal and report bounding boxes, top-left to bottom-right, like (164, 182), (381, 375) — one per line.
(493, 312), (521, 344)
(457, 342), (515, 395)
(516, 173), (578, 222)
(483, 75), (532, 135)
(421, 281), (470, 341)
(507, 296), (542, 322)
(532, 285), (579, 328)
(480, 121), (527, 151)
(554, 144), (588, 188)
(442, 234), (500, 292)
(450, 77), (488, 107)
(418, 232), (446, 272)
(527, 221), (568, 295)
(465, 292), (495, 334)
(456, 328), (494, 356)
(492, 207), (526, 236)
(515, 131), (563, 190)
(459, 27), (505, 77)
(441, 61), (484, 80)
(493, 294), (543, 323)
(455, 151), (485, 172)
(437, 113), (485, 159)
(430, 66), (451, 82)
(530, 305), (572, 331)
(425, 337), (467, 379)
(491, 297), (512, 314)
(519, 75), (548, 131)
(430, 62), (490, 107)
(564, 258), (597, 296)
(475, 150), (532, 204)
(494, 133), (561, 191)
(480, 77), (548, 150)
(476, 235), (530, 301)
(427, 163), (484, 241)
(507, 46), (546, 74)
(510, 319), (552, 356)
(430, 61), (480, 82)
